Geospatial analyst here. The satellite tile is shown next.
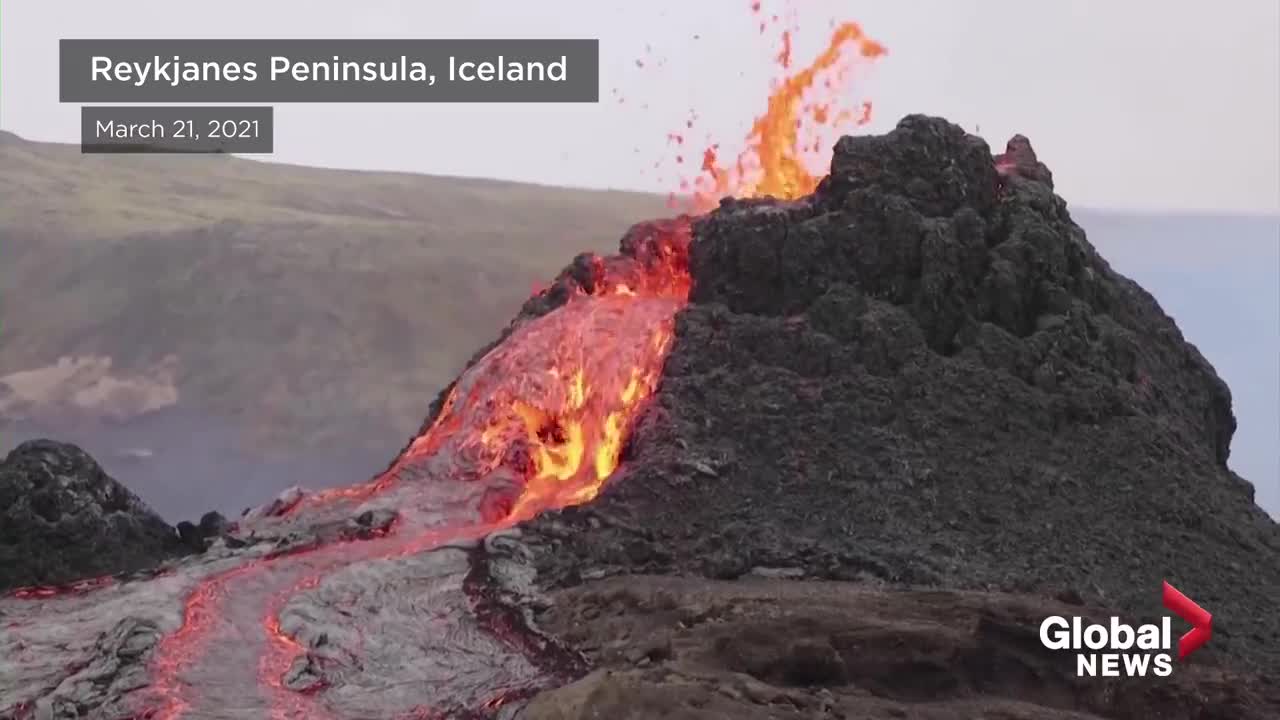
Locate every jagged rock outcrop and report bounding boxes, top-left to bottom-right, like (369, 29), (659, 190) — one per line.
(513, 115), (1280, 681)
(0, 439), (183, 591)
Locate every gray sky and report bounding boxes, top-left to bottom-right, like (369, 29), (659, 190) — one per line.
(2, 0), (1278, 213)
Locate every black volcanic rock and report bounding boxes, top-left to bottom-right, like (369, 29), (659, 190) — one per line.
(198, 510), (230, 537)
(0, 439), (183, 590)
(515, 115), (1280, 675)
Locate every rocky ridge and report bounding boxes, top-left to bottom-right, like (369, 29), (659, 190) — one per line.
(0, 440), (184, 591)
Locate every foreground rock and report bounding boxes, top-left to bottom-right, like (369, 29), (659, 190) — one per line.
(519, 575), (1279, 720)
(510, 115), (1280, 689)
(0, 439), (183, 591)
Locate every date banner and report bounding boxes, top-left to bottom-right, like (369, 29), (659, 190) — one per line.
(81, 106), (274, 153)
(60, 39), (599, 103)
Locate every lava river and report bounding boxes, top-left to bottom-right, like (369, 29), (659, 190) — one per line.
(0, 219), (695, 720)
(139, 221), (692, 719)
(0, 7), (885, 719)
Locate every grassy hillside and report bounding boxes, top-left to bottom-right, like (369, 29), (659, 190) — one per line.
(0, 130), (669, 454)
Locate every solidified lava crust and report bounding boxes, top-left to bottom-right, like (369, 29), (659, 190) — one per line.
(463, 542), (588, 682)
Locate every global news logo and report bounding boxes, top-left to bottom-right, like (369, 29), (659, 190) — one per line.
(1039, 581), (1212, 678)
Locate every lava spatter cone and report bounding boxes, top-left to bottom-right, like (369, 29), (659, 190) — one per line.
(509, 115), (1280, 690)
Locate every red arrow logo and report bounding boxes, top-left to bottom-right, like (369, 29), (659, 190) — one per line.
(1162, 580), (1212, 659)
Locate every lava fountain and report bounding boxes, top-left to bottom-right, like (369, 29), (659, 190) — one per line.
(4, 6), (886, 720)
(150, 9), (886, 719)
(680, 10), (887, 210)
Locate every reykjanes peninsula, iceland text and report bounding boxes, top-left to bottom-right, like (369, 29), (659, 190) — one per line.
(90, 54), (570, 87)
(60, 40), (598, 102)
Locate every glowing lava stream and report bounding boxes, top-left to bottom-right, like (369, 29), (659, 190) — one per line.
(137, 8), (886, 719)
(143, 280), (691, 720)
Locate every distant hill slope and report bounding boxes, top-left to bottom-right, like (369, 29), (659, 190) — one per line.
(0, 130), (668, 459)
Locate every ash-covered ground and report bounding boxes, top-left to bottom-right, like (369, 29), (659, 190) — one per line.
(2, 116), (1277, 720)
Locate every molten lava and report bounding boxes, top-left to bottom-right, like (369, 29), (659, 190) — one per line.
(685, 11), (887, 210)
(406, 10), (890, 523)
(388, 219), (693, 522)
(43, 5), (889, 719)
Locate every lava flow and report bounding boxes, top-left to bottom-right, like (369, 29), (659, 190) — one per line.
(47, 6), (889, 720)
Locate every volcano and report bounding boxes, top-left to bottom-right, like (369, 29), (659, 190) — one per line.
(3, 114), (1279, 720)
(5, 4), (1279, 718)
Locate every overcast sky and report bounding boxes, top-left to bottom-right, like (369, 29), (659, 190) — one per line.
(2, 0), (1278, 213)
